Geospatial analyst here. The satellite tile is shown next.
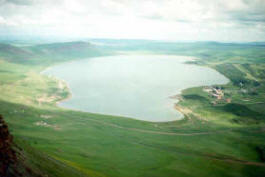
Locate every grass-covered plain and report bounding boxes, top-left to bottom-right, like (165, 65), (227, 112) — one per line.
(0, 41), (265, 177)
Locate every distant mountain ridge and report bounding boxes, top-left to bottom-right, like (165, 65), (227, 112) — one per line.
(0, 41), (104, 64)
(33, 41), (92, 53)
(30, 41), (98, 59)
(1, 40), (265, 64)
(0, 43), (34, 62)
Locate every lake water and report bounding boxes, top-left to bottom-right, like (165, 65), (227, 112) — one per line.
(43, 55), (229, 122)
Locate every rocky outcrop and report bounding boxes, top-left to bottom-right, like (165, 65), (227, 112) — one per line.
(0, 114), (20, 177)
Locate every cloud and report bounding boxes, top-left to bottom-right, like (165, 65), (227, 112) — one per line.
(0, 0), (264, 41)
(136, 0), (265, 26)
(0, 0), (36, 6)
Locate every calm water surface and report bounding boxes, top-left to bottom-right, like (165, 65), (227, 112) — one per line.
(43, 55), (229, 122)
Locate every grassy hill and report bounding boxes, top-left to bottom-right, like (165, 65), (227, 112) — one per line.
(0, 41), (108, 65)
(0, 114), (88, 177)
(0, 40), (265, 177)
(0, 43), (34, 63)
(29, 41), (104, 61)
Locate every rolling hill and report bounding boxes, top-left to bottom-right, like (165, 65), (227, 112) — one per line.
(0, 43), (33, 63)
(0, 41), (107, 64)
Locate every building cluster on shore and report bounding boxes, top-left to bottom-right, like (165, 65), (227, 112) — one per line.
(203, 86), (224, 99)
(203, 86), (231, 105)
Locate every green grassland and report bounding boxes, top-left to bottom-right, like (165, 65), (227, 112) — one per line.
(0, 41), (265, 177)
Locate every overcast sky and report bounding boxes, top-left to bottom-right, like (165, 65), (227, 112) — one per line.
(0, 0), (265, 42)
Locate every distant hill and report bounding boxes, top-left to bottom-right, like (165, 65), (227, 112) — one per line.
(1, 40), (264, 64)
(0, 41), (105, 64)
(0, 43), (34, 63)
(30, 41), (100, 59)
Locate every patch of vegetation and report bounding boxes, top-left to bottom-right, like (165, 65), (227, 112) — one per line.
(215, 64), (247, 86)
(183, 94), (208, 101)
(256, 146), (265, 162)
(221, 104), (264, 124)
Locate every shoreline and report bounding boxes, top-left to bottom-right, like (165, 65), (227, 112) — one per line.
(41, 54), (229, 122)
(56, 79), (73, 106)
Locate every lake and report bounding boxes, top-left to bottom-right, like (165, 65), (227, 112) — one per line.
(43, 55), (229, 122)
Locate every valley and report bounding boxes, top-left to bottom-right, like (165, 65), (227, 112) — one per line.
(0, 40), (265, 177)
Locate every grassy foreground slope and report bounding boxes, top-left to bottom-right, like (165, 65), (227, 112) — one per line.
(0, 41), (265, 177)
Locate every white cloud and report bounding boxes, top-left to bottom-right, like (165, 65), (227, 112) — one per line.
(0, 0), (264, 41)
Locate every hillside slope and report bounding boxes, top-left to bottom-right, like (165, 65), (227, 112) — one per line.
(1, 114), (89, 177)
(0, 41), (106, 64)
(29, 41), (103, 61)
(0, 44), (33, 63)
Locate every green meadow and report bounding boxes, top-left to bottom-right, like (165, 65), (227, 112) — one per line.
(0, 41), (265, 177)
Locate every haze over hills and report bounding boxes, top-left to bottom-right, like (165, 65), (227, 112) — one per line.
(0, 43), (34, 62)
(0, 41), (104, 64)
(3, 39), (265, 64)
(29, 41), (103, 61)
